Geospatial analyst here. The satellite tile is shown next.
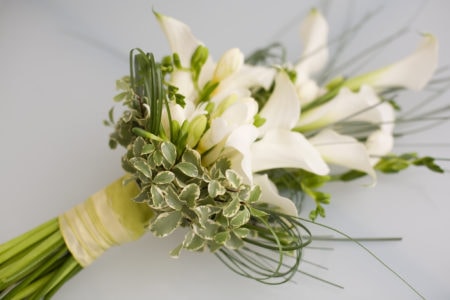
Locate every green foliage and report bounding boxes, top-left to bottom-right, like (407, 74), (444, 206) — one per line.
(339, 152), (444, 182)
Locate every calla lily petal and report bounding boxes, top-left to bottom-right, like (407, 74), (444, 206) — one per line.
(310, 129), (376, 181)
(346, 34), (438, 91)
(224, 124), (259, 183)
(155, 12), (215, 87)
(259, 71), (300, 135)
(366, 130), (394, 165)
(253, 174), (298, 216)
(297, 86), (395, 134)
(295, 8), (329, 76)
(251, 129), (329, 175)
(155, 12), (203, 66)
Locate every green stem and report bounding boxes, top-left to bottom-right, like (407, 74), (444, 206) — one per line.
(0, 231), (64, 288)
(0, 219), (59, 262)
(1, 248), (68, 300)
(6, 273), (53, 300)
(30, 256), (80, 300)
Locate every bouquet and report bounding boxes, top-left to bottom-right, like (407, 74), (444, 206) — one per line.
(1, 3), (448, 299)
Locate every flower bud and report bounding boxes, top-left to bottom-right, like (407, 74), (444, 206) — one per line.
(213, 48), (244, 82)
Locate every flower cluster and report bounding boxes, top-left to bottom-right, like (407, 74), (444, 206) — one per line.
(110, 9), (439, 223)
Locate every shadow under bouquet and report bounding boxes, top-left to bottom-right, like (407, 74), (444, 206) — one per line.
(0, 8), (444, 299)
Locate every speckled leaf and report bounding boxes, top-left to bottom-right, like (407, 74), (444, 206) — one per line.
(141, 143), (155, 155)
(179, 183), (200, 203)
(248, 185), (262, 203)
(153, 150), (164, 166)
(182, 148), (201, 166)
(166, 187), (185, 211)
(130, 157), (152, 178)
(133, 137), (146, 156)
(214, 231), (230, 245)
(222, 197), (240, 218)
(208, 180), (226, 198)
(225, 232), (244, 249)
(170, 243), (183, 258)
(161, 142), (177, 167)
(230, 207), (250, 228)
(174, 162), (198, 177)
(233, 227), (250, 239)
(150, 185), (166, 209)
(153, 171), (175, 185)
(149, 211), (182, 237)
(183, 231), (205, 251)
(225, 169), (242, 189)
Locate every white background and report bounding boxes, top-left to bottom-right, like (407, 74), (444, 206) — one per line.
(1, 0), (450, 299)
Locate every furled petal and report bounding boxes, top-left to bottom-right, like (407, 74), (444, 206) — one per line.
(297, 86), (395, 134)
(295, 8), (329, 76)
(253, 174), (298, 216)
(217, 64), (276, 95)
(223, 124), (259, 183)
(309, 129), (376, 181)
(259, 71), (300, 135)
(346, 34), (438, 91)
(155, 12), (203, 66)
(251, 129), (329, 175)
(155, 12), (215, 86)
(366, 130), (394, 165)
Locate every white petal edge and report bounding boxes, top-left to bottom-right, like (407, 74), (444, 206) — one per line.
(295, 9), (329, 76)
(253, 174), (298, 216)
(351, 34), (438, 91)
(310, 129), (376, 182)
(259, 71), (300, 135)
(251, 129), (329, 175)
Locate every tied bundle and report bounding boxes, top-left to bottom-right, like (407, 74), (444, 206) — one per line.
(0, 9), (445, 299)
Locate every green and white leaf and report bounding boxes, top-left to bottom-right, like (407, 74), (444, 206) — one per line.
(149, 210), (182, 237)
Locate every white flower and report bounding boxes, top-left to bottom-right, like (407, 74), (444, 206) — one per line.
(294, 9), (329, 105)
(252, 71), (330, 176)
(345, 34), (438, 91)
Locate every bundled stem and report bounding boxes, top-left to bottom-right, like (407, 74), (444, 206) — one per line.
(0, 219), (81, 300)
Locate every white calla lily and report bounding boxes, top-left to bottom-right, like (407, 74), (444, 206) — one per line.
(294, 9), (329, 104)
(252, 129), (329, 175)
(254, 71), (329, 175)
(297, 85), (395, 135)
(259, 71), (300, 134)
(346, 34), (438, 91)
(309, 129), (376, 181)
(366, 130), (394, 165)
(253, 174), (299, 216)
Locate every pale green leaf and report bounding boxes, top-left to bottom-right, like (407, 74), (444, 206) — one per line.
(130, 157), (152, 178)
(174, 161), (199, 177)
(222, 197), (240, 218)
(150, 185), (166, 209)
(208, 180), (226, 198)
(183, 231), (205, 251)
(179, 183), (200, 202)
(225, 232), (244, 249)
(233, 227), (250, 239)
(170, 243), (183, 258)
(133, 137), (146, 156)
(161, 141), (177, 167)
(165, 187), (185, 211)
(230, 207), (250, 228)
(153, 171), (175, 185)
(141, 143), (155, 155)
(225, 169), (242, 189)
(214, 231), (230, 245)
(149, 211), (182, 237)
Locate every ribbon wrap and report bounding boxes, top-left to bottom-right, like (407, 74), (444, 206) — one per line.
(59, 177), (153, 267)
